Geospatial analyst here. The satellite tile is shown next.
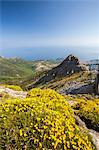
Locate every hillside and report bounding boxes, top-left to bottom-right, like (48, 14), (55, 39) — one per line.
(0, 86), (98, 149)
(0, 55), (99, 149)
(26, 54), (89, 89)
(24, 54), (99, 96)
(0, 85), (99, 149)
(0, 57), (59, 84)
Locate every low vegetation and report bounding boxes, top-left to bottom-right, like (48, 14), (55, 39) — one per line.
(72, 99), (99, 132)
(2, 85), (23, 91)
(0, 88), (95, 149)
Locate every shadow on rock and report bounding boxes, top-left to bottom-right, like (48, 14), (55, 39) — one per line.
(69, 84), (95, 94)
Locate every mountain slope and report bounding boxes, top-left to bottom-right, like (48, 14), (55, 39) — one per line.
(0, 57), (59, 84)
(27, 54), (88, 89)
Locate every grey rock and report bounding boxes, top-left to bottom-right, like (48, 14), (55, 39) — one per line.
(28, 54), (88, 89)
(0, 86), (27, 98)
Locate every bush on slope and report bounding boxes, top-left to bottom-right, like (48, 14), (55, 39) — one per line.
(0, 88), (95, 149)
(73, 99), (99, 132)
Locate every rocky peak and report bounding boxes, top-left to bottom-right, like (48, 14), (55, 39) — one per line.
(60, 54), (80, 66)
(66, 54), (78, 61)
(28, 54), (88, 88)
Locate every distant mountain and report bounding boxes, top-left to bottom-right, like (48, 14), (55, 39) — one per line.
(86, 59), (99, 71)
(55, 57), (64, 62)
(0, 56), (5, 59)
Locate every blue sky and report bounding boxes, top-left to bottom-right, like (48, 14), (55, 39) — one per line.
(0, 0), (99, 60)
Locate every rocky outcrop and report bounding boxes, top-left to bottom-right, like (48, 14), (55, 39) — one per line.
(28, 54), (88, 88)
(95, 71), (99, 95)
(0, 86), (27, 99)
(58, 81), (95, 95)
(68, 83), (95, 94)
(74, 115), (99, 150)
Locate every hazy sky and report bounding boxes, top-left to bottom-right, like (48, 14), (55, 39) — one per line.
(0, 0), (99, 60)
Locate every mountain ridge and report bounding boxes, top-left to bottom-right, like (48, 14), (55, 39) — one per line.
(28, 54), (88, 89)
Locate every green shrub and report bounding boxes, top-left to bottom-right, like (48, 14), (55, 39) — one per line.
(0, 89), (95, 149)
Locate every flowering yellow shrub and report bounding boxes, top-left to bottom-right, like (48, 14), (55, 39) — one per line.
(73, 99), (99, 131)
(3, 84), (23, 91)
(1, 84), (23, 91)
(0, 89), (95, 149)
